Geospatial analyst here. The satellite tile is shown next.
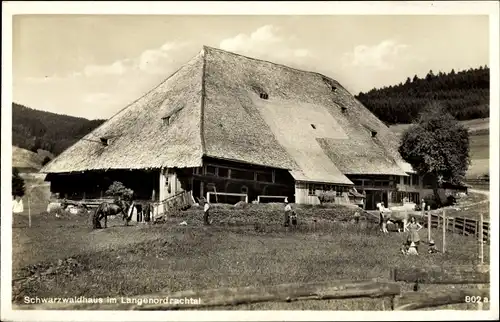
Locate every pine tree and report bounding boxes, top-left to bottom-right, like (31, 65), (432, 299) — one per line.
(425, 70), (435, 81)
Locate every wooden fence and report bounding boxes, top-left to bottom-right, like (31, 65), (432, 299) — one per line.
(425, 211), (490, 243)
(466, 178), (489, 190)
(151, 191), (193, 219)
(18, 265), (489, 311)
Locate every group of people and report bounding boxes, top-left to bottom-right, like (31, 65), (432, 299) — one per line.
(400, 216), (440, 255)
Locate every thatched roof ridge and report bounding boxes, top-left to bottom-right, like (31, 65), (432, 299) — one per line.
(42, 46), (411, 183)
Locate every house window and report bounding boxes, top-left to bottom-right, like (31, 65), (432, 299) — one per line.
(332, 86), (337, 92)
(403, 176), (409, 185)
(371, 131), (377, 138)
(205, 165), (216, 176)
(230, 169), (255, 181)
(218, 167), (229, 178)
(308, 184), (316, 196)
(241, 186), (248, 194)
(334, 186), (348, 197)
(412, 174), (420, 186)
(256, 172), (273, 183)
(259, 93), (269, 100)
(100, 137), (109, 146)
(352, 180), (363, 186)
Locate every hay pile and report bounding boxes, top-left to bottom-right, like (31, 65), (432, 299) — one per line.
(167, 203), (374, 227)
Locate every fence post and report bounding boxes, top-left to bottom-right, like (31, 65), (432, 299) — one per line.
(28, 194), (32, 228)
(479, 213), (484, 265)
(452, 217), (456, 234)
(426, 208), (431, 242)
(442, 209), (446, 253)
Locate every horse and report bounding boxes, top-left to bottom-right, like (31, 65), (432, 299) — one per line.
(92, 199), (134, 229)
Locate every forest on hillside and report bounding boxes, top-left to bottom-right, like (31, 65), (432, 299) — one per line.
(355, 66), (490, 124)
(12, 103), (105, 156)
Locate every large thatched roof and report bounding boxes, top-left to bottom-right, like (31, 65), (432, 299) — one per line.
(41, 46), (411, 184)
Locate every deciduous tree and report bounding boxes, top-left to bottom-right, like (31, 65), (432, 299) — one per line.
(398, 103), (470, 206)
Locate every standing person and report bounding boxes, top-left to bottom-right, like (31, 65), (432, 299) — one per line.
(421, 199), (426, 212)
(377, 202), (387, 233)
(290, 208), (298, 227)
(284, 201), (292, 227)
(203, 200), (211, 225)
(405, 216), (423, 246)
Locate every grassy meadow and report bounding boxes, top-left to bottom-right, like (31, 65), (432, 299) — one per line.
(12, 201), (489, 311)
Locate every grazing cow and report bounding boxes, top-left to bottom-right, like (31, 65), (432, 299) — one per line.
(378, 202), (412, 233)
(92, 199), (133, 229)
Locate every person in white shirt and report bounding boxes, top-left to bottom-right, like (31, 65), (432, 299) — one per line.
(203, 201), (211, 225)
(421, 199), (426, 212)
(284, 201), (292, 227)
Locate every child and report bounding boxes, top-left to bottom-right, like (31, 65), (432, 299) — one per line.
(400, 241), (409, 255)
(407, 241), (419, 255)
(290, 209), (298, 227)
(428, 240), (439, 254)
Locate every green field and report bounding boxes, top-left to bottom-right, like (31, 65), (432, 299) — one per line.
(12, 201), (489, 311)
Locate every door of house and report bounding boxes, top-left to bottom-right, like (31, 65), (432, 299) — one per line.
(192, 179), (201, 201)
(365, 191), (375, 210)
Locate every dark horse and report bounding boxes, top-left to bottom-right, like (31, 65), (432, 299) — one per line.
(92, 199), (134, 229)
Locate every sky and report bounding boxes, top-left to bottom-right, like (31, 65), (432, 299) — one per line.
(12, 14), (490, 120)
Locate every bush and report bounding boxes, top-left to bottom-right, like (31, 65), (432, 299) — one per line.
(12, 168), (25, 197)
(423, 195), (440, 210)
(105, 181), (134, 200)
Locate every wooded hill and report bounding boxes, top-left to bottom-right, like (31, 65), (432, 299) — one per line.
(12, 102), (105, 156)
(355, 66), (490, 124)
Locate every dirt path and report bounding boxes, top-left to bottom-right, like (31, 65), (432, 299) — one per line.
(469, 188), (490, 197)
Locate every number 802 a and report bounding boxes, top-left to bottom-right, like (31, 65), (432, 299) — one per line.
(465, 296), (488, 303)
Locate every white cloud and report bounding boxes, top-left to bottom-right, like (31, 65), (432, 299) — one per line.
(219, 25), (313, 65)
(14, 40), (195, 119)
(84, 60), (128, 76)
(75, 41), (192, 77)
(342, 40), (411, 71)
(84, 92), (113, 104)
